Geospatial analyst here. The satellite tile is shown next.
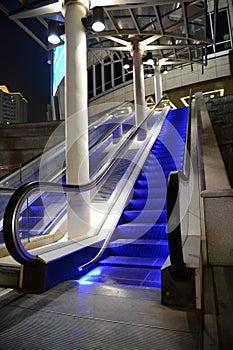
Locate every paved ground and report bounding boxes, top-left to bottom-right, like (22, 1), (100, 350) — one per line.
(203, 266), (233, 350)
(0, 276), (200, 350)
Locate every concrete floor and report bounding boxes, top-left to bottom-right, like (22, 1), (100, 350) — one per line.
(203, 266), (233, 350)
(0, 275), (200, 350)
(0, 265), (232, 349)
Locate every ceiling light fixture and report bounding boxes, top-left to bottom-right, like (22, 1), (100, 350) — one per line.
(123, 56), (131, 70)
(92, 7), (105, 32)
(145, 51), (154, 65)
(48, 21), (64, 45)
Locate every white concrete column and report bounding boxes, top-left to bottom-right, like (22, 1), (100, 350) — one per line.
(131, 42), (146, 127)
(154, 64), (163, 104)
(63, 0), (90, 238)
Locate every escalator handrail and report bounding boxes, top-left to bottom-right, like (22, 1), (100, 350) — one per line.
(3, 101), (164, 266)
(166, 90), (193, 277)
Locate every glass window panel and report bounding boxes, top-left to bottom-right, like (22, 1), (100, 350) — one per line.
(168, 7), (183, 22)
(188, 23), (205, 38)
(206, 8), (232, 56)
(158, 4), (176, 17)
(111, 10), (135, 30)
(104, 64), (112, 90)
(206, 45), (214, 55)
(177, 48), (190, 60)
(134, 6), (157, 30)
(114, 62), (123, 86)
(162, 49), (175, 57)
(215, 42), (231, 52)
(104, 18), (117, 32)
(165, 23), (185, 36)
(215, 10), (231, 43)
(95, 63), (102, 94)
(158, 37), (173, 45)
(88, 68), (93, 99)
(190, 47), (203, 62)
(125, 71), (133, 82)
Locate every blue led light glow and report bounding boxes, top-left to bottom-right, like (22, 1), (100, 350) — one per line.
(74, 108), (189, 289)
(77, 267), (102, 285)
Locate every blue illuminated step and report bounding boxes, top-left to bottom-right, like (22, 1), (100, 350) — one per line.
(108, 239), (169, 258)
(125, 198), (165, 210)
(132, 188), (166, 199)
(99, 256), (166, 269)
(120, 209), (166, 224)
(115, 223), (167, 240)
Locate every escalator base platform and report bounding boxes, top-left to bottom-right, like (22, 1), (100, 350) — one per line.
(0, 279), (201, 350)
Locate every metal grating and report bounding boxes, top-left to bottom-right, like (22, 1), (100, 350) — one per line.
(0, 305), (199, 350)
(0, 280), (201, 350)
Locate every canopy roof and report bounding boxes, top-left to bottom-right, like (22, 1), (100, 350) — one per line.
(0, 0), (217, 67)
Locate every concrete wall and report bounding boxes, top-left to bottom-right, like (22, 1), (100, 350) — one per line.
(197, 94), (233, 266)
(0, 121), (63, 174)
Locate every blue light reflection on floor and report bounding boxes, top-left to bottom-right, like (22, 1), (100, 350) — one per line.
(76, 267), (102, 285)
(75, 265), (162, 289)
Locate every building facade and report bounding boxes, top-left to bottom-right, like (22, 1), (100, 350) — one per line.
(0, 85), (28, 124)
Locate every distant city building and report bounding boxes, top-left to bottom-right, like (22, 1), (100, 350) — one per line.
(0, 85), (28, 124)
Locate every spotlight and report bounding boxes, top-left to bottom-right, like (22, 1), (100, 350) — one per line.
(145, 51), (154, 65)
(160, 66), (168, 74)
(123, 57), (131, 70)
(48, 21), (64, 45)
(92, 7), (105, 32)
(145, 68), (154, 78)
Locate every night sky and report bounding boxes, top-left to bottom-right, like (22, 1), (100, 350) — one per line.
(0, 10), (50, 122)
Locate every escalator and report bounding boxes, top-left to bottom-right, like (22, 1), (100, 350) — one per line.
(2, 99), (199, 309)
(78, 108), (188, 288)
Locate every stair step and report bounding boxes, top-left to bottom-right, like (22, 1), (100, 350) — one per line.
(115, 223), (167, 240)
(108, 239), (169, 258)
(126, 198), (166, 210)
(99, 256), (165, 269)
(120, 209), (166, 224)
(133, 188), (166, 199)
(134, 180), (167, 189)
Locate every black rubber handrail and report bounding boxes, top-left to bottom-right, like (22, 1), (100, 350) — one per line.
(166, 90), (193, 278)
(3, 101), (162, 265)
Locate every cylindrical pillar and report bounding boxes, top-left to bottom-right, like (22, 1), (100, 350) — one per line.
(132, 42), (146, 127)
(154, 64), (163, 104)
(63, 0), (90, 238)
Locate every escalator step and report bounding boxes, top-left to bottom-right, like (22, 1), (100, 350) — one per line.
(115, 223), (167, 240)
(120, 209), (166, 224)
(108, 239), (169, 258)
(125, 198), (166, 210)
(99, 256), (166, 269)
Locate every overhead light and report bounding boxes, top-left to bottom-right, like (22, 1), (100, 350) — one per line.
(48, 21), (64, 45)
(145, 68), (154, 78)
(160, 66), (168, 74)
(123, 56), (131, 70)
(145, 51), (154, 65)
(92, 7), (105, 32)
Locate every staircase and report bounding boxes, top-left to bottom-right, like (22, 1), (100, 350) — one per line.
(78, 108), (188, 288)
